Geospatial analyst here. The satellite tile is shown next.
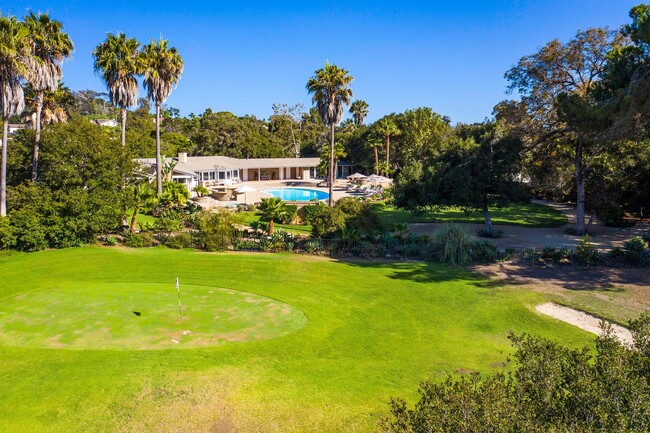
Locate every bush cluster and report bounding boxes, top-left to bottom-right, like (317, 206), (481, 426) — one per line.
(382, 315), (650, 433)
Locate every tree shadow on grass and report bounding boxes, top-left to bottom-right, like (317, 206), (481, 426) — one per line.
(336, 258), (498, 287)
(474, 261), (648, 292)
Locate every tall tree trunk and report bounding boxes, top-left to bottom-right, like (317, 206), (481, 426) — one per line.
(385, 136), (390, 176)
(374, 146), (379, 174)
(575, 139), (586, 236)
(1, 119), (8, 217)
(329, 124), (335, 207)
(129, 206), (139, 234)
(483, 200), (494, 237)
(120, 106), (127, 147)
(31, 91), (44, 184)
(155, 103), (162, 195)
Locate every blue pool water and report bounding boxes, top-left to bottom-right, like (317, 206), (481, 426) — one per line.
(263, 188), (329, 201)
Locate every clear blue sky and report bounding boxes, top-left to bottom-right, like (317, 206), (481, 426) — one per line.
(3, 0), (639, 123)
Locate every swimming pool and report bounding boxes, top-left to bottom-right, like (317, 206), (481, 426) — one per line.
(263, 188), (329, 201)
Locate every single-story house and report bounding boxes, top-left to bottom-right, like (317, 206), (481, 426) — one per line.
(137, 153), (326, 191)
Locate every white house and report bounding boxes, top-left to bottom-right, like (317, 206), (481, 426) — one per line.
(137, 152), (322, 191)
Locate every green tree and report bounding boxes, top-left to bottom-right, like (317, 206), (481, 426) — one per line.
(0, 15), (29, 217)
(142, 39), (184, 195)
(376, 117), (401, 176)
(503, 28), (624, 235)
(23, 11), (73, 184)
(349, 99), (369, 126)
(258, 197), (288, 235)
(306, 62), (354, 206)
(92, 33), (143, 148)
(393, 122), (527, 237)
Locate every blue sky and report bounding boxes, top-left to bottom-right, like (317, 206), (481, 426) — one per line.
(3, 1), (639, 123)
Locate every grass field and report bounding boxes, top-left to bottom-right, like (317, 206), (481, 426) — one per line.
(0, 247), (592, 432)
(238, 211), (313, 234)
(372, 202), (568, 227)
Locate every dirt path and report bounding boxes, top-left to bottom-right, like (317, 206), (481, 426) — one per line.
(536, 302), (634, 346)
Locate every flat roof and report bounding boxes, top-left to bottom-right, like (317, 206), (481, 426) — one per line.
(136, 156), (321, 174)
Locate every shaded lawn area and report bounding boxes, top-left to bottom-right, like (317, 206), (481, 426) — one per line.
(238, 210), (312, 235)
(372, 202), (568, 228)
(0, 247), (592, 433)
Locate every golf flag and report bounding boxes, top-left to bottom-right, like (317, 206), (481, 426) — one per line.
(176, 277), (183, 319)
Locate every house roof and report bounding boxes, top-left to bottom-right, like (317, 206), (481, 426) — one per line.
(135, 155), (321, 176)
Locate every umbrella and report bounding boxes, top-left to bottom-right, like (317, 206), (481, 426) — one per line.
(364, 174), (390, 184)
(235, 185), (256, 203)
(347, 172), (367, 180)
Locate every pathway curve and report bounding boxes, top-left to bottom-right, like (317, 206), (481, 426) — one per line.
(536, 302), (634, 346)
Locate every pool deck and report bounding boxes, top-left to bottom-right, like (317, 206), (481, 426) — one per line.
(199, 179), (388, 208)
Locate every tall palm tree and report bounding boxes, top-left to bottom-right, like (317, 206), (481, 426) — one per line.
(349, 99), (368, 126)
(0, 15), (29, 217)
(23, 81), (73, 127)
(306, 62), (353, 206)
(367, 134), (382, 174)
(376, 117), (401, 176)
(142, 39), (184, 195)
(92, 33), (142, 148)
(23, 12), (73, 184)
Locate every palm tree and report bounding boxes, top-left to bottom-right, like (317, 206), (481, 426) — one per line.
(318, 141), (347, 181)
(367, 134), (382, 174)
(23, 81), (73, 127)
(92, 33), (142, 148)
(128, 182), (156, 233)
(142, 39), (184, 195)
(376, 117), (401, 176)
(258, 197), (288, 235)
(0, 15), (29, 217)
(23, 12), (73, 184)
(306, 62), (353, 206)
(349, 99), (368, 126)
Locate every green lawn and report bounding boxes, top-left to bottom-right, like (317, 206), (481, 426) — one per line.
(0, 247), (591, 432)
(372, 202), (568, 227)
(239, 211), (313, 235)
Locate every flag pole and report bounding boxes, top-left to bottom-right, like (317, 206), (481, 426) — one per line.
(175, 277), (183, 319)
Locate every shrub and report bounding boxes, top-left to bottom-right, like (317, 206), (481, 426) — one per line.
(540, 246), (571, 263)
(574, 235), (600, 266)
(433, 224), (473, 265)
(196, 210), (239, 251)
(164, 232), (193, 249)
(596, 203), (629, 227)
(624, 236), (647, 264)
(125, 232), (154, 248)
(105, 236), (119, 246)
(382, 316), (650, 433)
(477, 228), (503, 238)
(282, 204), (298, 224)
(0, 217), (16, 250)
(472, 240), (498, 262)
(193, 185), (209, 197)
(232, 240), (261, 251)
(310, 207), (346, 238)
(301, 203), (326, 224)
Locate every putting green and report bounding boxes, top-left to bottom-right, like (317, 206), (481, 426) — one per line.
(0, 282), (306, 350)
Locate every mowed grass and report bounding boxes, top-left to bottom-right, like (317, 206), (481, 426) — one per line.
(0, 283), (305, 349)
(0, 247), (591, 432)
(239, 210), (313, 235)
(372, 202), (568, 227)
